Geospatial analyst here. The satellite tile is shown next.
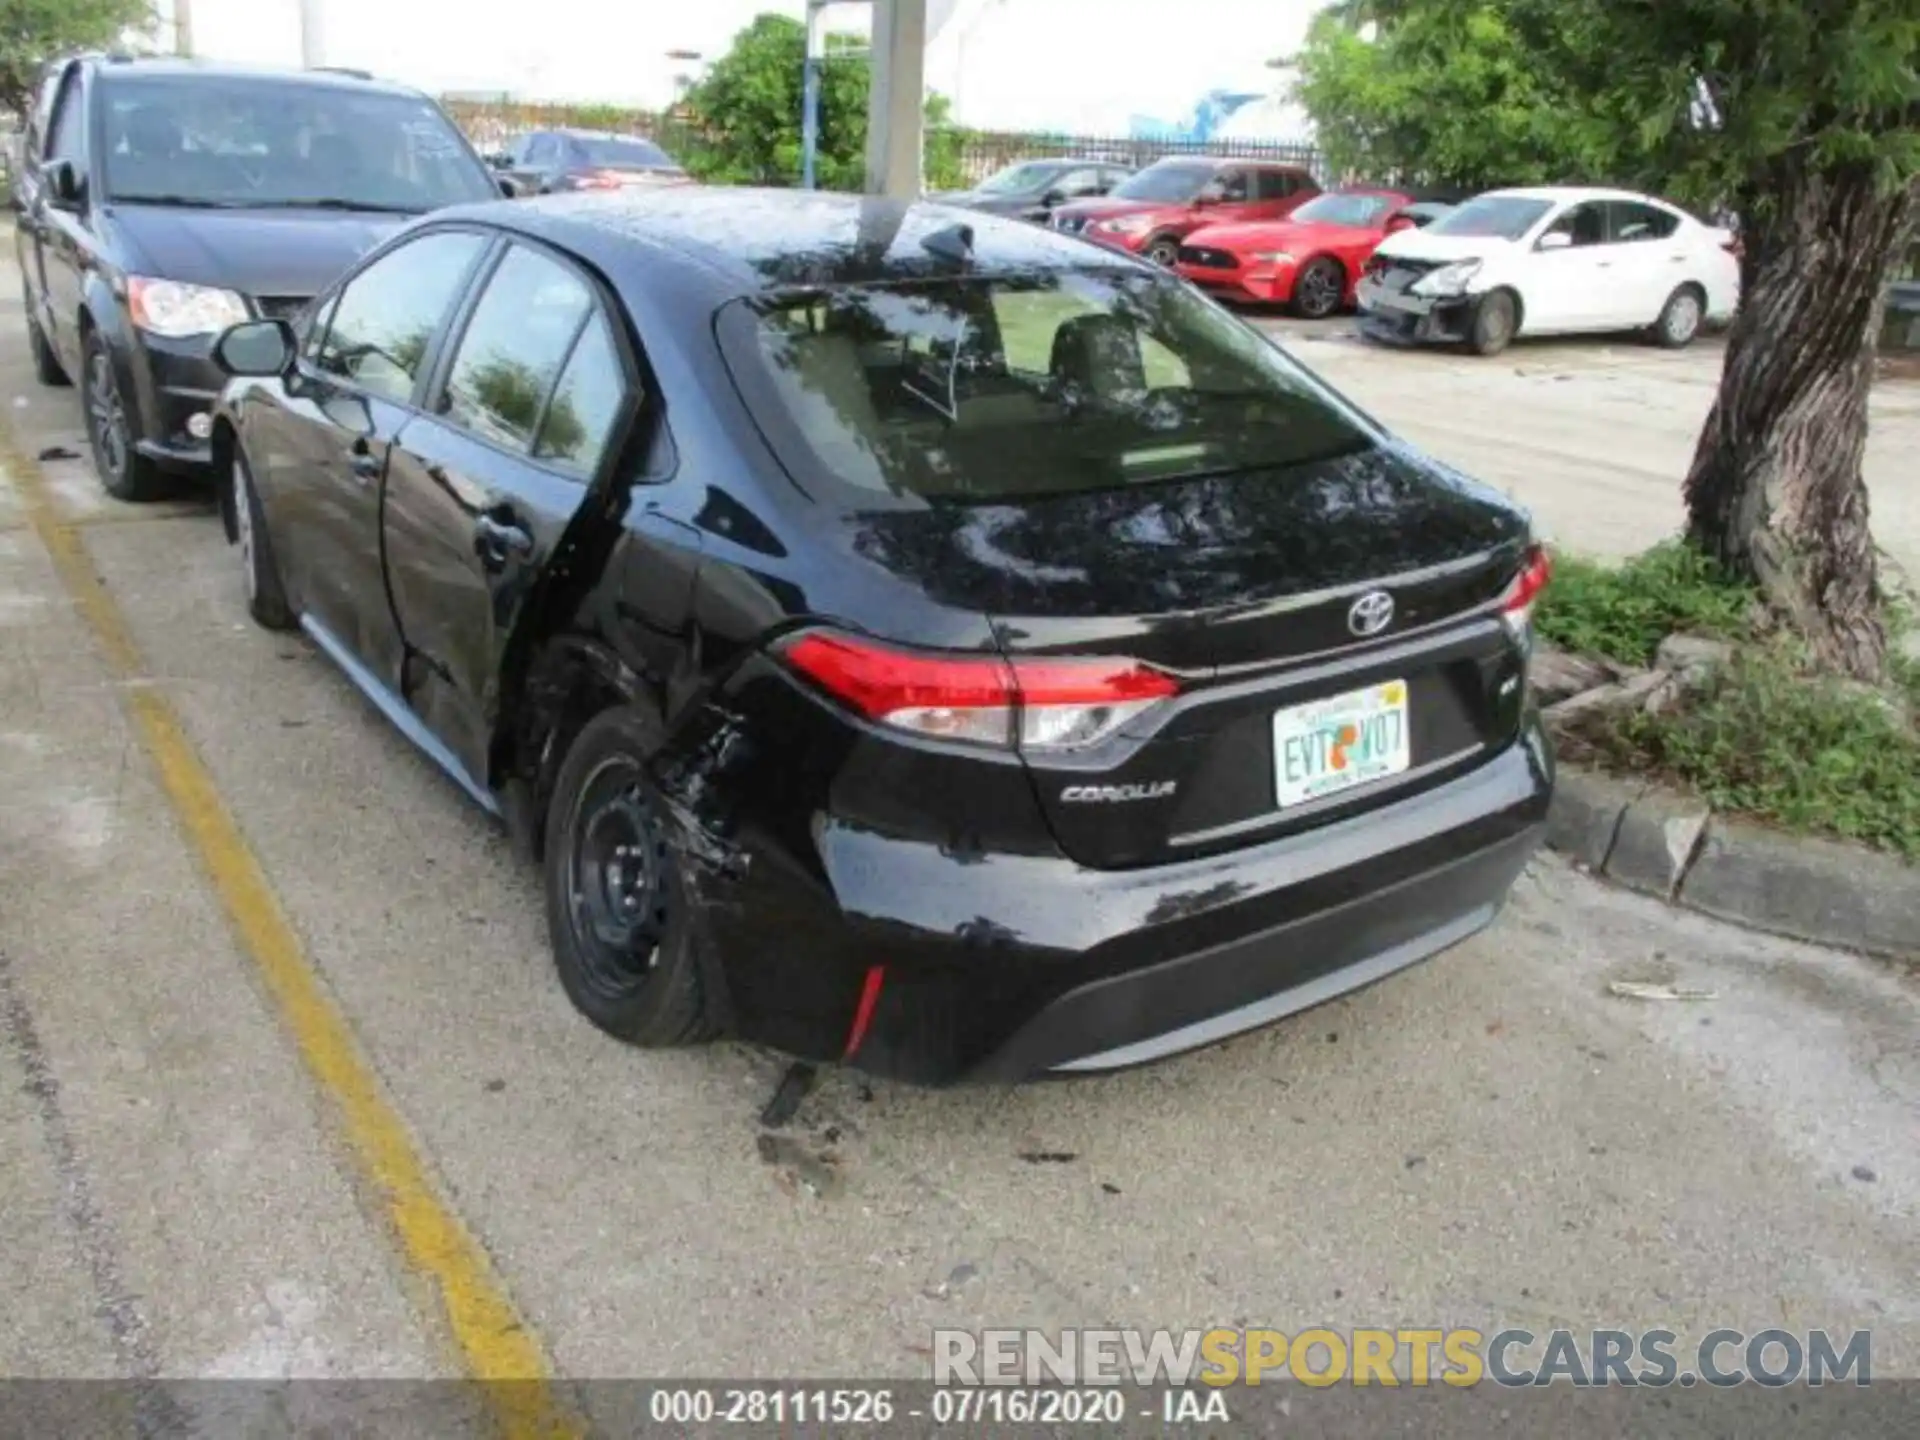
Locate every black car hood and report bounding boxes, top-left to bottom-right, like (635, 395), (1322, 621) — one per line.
(101, 202), (414, 299)
(845, 440), (1529, 621)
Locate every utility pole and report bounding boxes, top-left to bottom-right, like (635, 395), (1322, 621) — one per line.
(863, 0), (927, 198)
(299, 0), (326, 69)
(173, 0), (194, 56)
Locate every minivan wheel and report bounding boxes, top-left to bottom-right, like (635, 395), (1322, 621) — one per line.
(25, 290), (69, 387)
(232, 450), (295, 630)
(1466, 290), (1518, 356)
(1651, 285), (1704, 348)
(544, 708), (715, 1047)
(1291, 257), (1345, 319)
(1144, 236), (1181, 267)
(81, 333), (167, 501)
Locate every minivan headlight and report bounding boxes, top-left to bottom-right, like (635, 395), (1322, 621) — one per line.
(127, 277), (251, 338)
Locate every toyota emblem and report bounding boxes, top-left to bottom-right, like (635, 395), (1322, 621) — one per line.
(1347, 590), (1395, 637)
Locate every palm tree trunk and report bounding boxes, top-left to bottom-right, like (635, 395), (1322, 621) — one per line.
(1684, 160), (1917, 682)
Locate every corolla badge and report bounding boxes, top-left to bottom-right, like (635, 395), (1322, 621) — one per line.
(1060, 782), (1178, 804)
(1347, 589), (1396, 638)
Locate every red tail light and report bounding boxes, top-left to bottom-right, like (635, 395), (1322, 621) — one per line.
(579, 169), (626, 190)
(778, 630), (1180, 752)
(1499, 545), (1552, 634)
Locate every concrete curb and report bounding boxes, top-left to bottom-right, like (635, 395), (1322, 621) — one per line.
(1545, 768), (1919, 961)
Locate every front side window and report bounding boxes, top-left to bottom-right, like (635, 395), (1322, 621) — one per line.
(1207, 169), (1251, 202)
(1542, 202), (1609, 247)
(438, 245), (595, 455)
(97, 73), (496, 212)
(718, 268), (1372, 509)
(47, 75), (86, 163)
(977, 162), (1054, 195)
(315, 230), (488, 402)
(1253, 169), (1300, 201)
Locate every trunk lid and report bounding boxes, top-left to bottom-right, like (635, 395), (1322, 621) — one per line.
(857, 444), (1533, 869)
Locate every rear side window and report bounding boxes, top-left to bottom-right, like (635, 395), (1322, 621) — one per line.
(533, 312), (629, 475)
(718, 269), (1372, 509)
(315, 230), (487, 402)
(1607, 201), (1680, 242)
(438, 244), (597, 457)
(1253, 169), (1299, 200)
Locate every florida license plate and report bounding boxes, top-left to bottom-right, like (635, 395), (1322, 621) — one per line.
(1272, 679), (1412, 808)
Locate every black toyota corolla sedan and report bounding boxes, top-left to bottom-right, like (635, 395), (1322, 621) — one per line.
(205, 188), (1554, 1085)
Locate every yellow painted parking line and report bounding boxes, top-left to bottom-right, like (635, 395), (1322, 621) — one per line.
(2, 430), (577, 1438)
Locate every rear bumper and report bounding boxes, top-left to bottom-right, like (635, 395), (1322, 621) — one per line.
(705, 714), (1554, 1085)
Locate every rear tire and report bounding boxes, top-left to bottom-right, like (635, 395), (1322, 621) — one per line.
(25, 290), (69, 386)
(1466, 289), (1518, 356)
(82, 331), (168, 502)
(543, 707), (715, 1048)
(1291, 257), (1346, 319)
(1650, 284), (1705, 348)
(232, 449), (295, 631)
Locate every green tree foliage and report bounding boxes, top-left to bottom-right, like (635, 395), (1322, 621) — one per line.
(0, 0), (152, 120)
(1295, 1), (1621, 191)
(682, 12), (961, 190)
(1298, 0), (1919, 681)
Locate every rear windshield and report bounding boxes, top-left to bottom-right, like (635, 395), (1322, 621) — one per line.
(98, 73), (495, 212)
(717, 269), (1375, 509)
(575, 135), (675, 169)
(1423, 195), (1552, 240)
(1109, 161), (1214, 203)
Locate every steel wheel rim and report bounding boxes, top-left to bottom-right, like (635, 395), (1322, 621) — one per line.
(1483, 300), (1513, 346)
(86, 351), (128, 479)
(565, 756), (671, 999)
(233, 461), (257, 602)
(1667, 293), (1701, 342)
(1299, 264), (1340, 316)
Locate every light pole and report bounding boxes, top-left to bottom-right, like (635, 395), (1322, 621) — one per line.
(173, 0), (193, 56)
(299, 0), (326, 68)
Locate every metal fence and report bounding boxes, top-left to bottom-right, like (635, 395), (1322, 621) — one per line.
(943, 130), (1328, 186)
(438, 96), (1329, 187)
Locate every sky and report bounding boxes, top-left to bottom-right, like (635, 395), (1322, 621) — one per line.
(165, 0), (1326, 134)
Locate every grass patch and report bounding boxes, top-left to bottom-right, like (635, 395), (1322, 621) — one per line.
(1566, 644), (1920, 861)
(1534, 539), (1756, 668)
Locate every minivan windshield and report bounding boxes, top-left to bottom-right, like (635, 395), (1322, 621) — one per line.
(1422, 195), (1553, 240)
(98, 73), (497, 212)
(718, 269), (1375, 509)
(1109, 160), (1214, 204)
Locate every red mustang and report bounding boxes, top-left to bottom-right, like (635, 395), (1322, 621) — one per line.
(1175, 188), (1458, 317)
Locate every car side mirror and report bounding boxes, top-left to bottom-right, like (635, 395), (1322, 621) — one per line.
(496, 174), (521, 198)
(212, 319), (297, 378)
(1537, 230), (1573, 251)
(1041, 188), (1065, 208)
(43, 159), (84, 210)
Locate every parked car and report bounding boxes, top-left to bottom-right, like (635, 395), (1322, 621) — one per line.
(1176, 188), (1457, 317)
(931, 157), (1132, 223)
(14, 54), (506, 502)
(1355, 185), (1740, 356)
(204, 188), (1553, 1085)
(1050, 156), (1320, 266)
(490, 129), (690, 195)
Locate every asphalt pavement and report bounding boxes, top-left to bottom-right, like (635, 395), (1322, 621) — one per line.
(2, 265), (1915, 1405)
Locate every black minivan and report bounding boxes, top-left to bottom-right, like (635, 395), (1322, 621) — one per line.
(14, 55), (504, 500)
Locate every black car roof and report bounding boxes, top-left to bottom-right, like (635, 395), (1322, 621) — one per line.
(447, 187), (1135, 300)
(80, 54), (424, 100)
